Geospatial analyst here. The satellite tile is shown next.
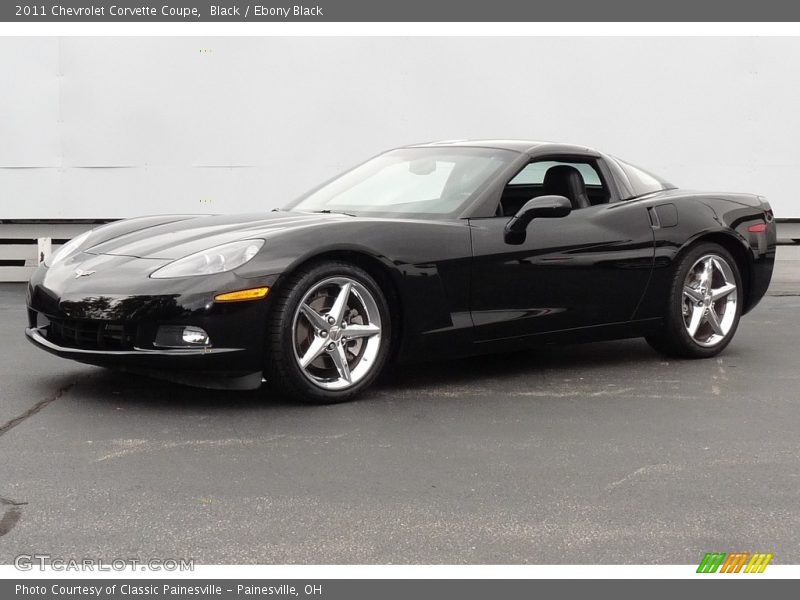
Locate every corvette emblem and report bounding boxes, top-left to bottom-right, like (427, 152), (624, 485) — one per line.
(74, 269), (96, 279)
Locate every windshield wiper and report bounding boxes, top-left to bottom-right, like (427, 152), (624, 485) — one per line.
(313, 209), (357, 217)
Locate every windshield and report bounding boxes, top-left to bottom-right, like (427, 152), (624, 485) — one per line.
(286, 147), (518, 217)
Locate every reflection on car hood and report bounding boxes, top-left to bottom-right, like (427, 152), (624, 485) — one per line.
(86, 211), (346, 260)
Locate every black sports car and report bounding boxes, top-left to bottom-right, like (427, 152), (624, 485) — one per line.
(26, 140), (776, 403)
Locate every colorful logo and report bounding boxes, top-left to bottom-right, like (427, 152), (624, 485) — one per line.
(697, 552), (773, 573)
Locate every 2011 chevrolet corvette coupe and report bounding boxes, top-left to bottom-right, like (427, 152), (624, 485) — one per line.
(26, 140), (776, 403)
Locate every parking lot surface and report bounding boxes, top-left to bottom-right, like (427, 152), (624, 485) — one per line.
(1, 271), (799, 564)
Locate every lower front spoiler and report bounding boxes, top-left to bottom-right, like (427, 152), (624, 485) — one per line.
(25, 327), (263, 390)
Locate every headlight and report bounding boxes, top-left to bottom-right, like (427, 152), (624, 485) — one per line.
(149, 239), (264, 279)
(45, 230), (92, 267)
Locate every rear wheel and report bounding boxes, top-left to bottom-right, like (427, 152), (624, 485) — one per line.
(265, 261), (390, 403)
(646, 243), (742, 358)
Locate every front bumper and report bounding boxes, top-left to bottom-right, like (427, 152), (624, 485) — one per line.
(26, 259), (279, 390)
(25, 327), (262, 390)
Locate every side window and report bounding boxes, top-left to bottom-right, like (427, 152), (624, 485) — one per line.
(498, 159), (609, 217)
(509, 161), (602, 186)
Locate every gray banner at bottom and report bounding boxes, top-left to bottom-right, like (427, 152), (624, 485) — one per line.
(3, 580), (798, 600)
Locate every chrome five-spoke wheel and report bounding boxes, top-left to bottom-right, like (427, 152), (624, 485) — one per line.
(681, 254), (738, 347)
(266, 261), (391, 403)
(645, 242), (742, 359)
(291, 276), (382, 391)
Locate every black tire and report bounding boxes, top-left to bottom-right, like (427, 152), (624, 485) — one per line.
(264, 260), (391, 403)
(645, 242), (743, 359)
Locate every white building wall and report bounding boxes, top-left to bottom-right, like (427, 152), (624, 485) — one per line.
(1, 36), (799, 219)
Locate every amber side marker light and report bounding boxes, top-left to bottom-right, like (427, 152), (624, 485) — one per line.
(214, 287), (270, 302)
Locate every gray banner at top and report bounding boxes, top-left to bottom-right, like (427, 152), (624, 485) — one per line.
(4, 0), (800, 22)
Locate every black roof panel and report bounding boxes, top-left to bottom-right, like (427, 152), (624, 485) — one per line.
(406, 139), (601, 157)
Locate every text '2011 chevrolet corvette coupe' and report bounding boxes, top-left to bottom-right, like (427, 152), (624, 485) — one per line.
(26, 140), (776, 402)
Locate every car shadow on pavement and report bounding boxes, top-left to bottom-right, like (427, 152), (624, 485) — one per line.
(69, 369), (282, 409)
(55, 337), (681, 410)
(384, 338), (662, 387)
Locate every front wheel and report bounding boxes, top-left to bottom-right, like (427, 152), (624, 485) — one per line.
(646, 243), (742, 358)
(265, 261), (391, 403)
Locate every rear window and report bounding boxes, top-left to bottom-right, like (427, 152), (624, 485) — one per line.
(614, 158), (674, 198)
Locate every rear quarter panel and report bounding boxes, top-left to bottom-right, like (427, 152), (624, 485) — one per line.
(634, 191), (775, 319)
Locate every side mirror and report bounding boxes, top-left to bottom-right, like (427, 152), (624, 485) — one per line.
(504, 195), (572, 245)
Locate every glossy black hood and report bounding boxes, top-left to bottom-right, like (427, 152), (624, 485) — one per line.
(86, 211), (346, 260)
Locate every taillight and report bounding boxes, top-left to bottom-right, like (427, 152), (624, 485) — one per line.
(747, 223), (767, 233)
